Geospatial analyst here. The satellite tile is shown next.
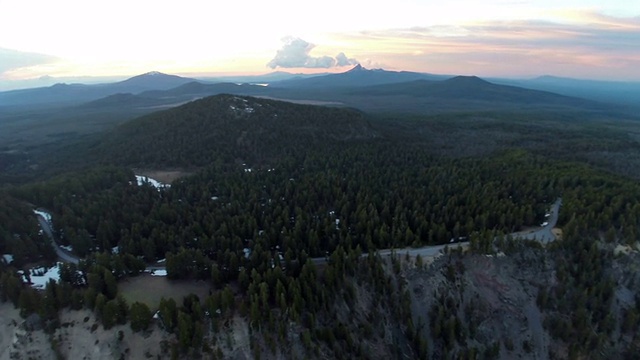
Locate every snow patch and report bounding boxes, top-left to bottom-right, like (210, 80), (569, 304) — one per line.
(229, 99), (255, 114)
(60, 245), (73, 252)
(27, 262), (62, 289)
(33, 209), (52, 223)
(2, 254), (14, 264)
(135, 175), (170, 190)
(150, 269), (167, 277)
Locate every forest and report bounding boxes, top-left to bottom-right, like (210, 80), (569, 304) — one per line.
(1, 94), (640, 358)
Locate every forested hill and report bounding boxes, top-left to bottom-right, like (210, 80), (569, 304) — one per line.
(344, 76), (604, 111)
(95, 94), (378, 168)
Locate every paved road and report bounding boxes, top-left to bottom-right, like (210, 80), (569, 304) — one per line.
(374, 243), (461, 260)
(341, 197), (563, 261)
(37, 198), (562, 268)
(36, 212), (79, 264)
(509, 198), (562, 244)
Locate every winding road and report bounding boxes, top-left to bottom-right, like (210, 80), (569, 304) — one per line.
(36, 198), (562, 268)
(312, 198), (563, 263)
(35, 212), (79, 264)
(508, 198), (562, 244)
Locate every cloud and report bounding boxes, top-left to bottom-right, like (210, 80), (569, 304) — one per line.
(267, 37), (359, 69)
(338, 14), (640, 79)
(359, 58), (386, 69)
(0, 48), (59, 75)
(335, 52), (359, 66)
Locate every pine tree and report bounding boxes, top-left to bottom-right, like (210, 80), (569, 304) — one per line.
(102, 300), (118, 329)
(130, 301), (153, 332)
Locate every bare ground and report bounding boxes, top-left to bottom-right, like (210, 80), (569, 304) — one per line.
(0, 302), (55, 360)
(0, 302), (177, 360)
(54, 309), (174, 360)
(551, 228), (563, 240)
(401, 249), (556, 359)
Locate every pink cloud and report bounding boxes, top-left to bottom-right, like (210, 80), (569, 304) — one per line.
(339, 15), (640, 80)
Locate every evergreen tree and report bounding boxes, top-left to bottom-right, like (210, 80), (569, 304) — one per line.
(130, 301), (153, 332)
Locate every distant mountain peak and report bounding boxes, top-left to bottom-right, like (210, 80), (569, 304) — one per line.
(124, 71), (174, 80)
(532, 75), (576, 82)
(110, 71), (197, 94)
(274, 65), (447, 88)
(347, 64), (366, 72)
(445, 75), (490, 86)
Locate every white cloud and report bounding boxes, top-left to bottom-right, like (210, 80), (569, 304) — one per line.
(267, 37), (359, 69)
(0, 0), (637, 81)
(0, 48), (59, 76)
(335, 52), (359, 66)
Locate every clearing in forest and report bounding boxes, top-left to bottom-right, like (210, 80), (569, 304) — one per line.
(119, 274), (211, 310)
(132, 169), (191, 184)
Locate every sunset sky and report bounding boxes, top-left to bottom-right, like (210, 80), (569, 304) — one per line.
(1, 0), (639, 90)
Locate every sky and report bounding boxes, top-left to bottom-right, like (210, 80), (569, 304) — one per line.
(0, 0), (639, 90)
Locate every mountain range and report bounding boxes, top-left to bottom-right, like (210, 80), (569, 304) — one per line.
(272, 64), (451, 88)
(0, 71), (198, 107)
(490, 75), (640, 108)
(2, 65), (639, 150)
(3, 65), (639, 110)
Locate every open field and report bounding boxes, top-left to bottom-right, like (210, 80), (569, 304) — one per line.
(119, 274), (211, 310)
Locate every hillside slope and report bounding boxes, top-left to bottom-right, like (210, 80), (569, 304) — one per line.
(96, 94), (377, 167)
(0, 72), (196, 106)
(339, 76), (607, 113)
(272, 64), (450, 88)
